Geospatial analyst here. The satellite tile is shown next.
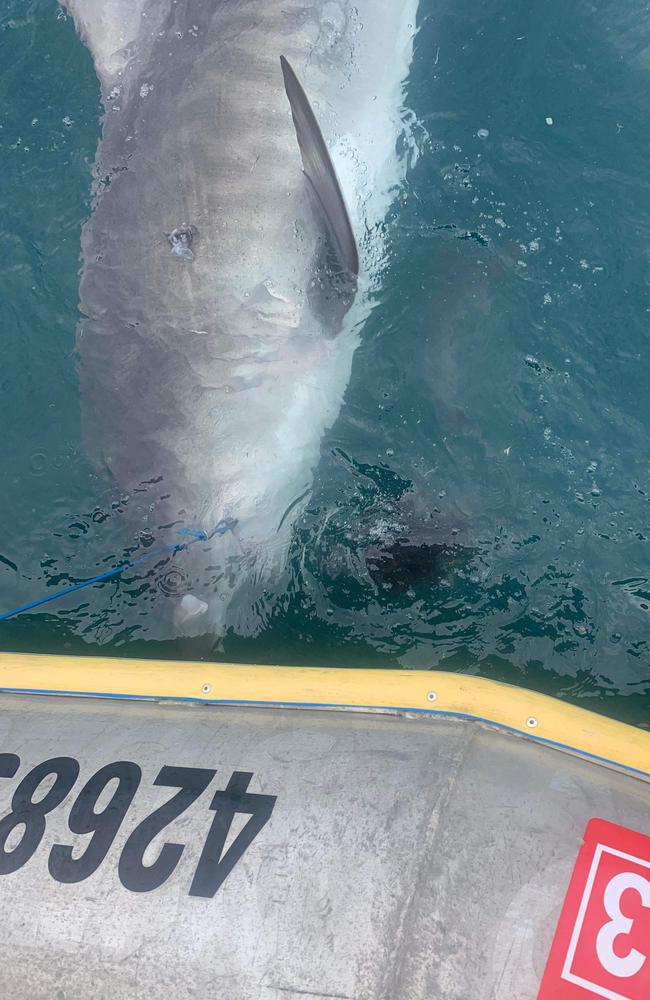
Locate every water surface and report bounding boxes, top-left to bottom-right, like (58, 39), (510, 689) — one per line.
(0, 1), (648, 726)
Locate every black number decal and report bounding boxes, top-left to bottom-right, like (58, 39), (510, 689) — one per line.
(0, 754), (20, 779)
(189, 771), (276, 898)
(0, 755), (275, 894)
(48, 760), (142, 884)
(0, 757), (79, 875)
(118, 765), (215, 893)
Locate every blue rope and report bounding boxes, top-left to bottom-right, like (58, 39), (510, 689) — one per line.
(0, 517), (237, 622)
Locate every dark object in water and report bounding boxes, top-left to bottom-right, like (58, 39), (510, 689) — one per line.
(365, 539), (466, 593)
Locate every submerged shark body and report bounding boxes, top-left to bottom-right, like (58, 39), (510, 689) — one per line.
(63, 0), (418, 637)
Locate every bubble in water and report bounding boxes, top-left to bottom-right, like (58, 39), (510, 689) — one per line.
(30, 452), (47, 475)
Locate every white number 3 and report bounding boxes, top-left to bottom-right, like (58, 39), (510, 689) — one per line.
(596, 871), (650, 978)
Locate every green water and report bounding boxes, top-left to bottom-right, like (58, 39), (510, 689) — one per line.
(0, 1), (648, 727)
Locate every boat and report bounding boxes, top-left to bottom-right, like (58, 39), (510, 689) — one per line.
(0, 652), (646, 998)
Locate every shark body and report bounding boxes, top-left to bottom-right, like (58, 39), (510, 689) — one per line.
(63, 0), (418, 635)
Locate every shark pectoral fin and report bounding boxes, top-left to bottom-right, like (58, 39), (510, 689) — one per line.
(280, 55), (359, 278)
(177, 594), (209, 624)
(62, 0), (155, 89)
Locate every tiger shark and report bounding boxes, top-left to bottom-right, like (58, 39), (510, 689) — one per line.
(62, 0), (419, 637)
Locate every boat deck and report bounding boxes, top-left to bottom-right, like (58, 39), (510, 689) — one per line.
(0, 673), (646, 999)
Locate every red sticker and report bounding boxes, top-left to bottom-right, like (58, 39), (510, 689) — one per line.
(538, 818), (650, 1000)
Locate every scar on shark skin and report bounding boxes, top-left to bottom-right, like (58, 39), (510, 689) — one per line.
(167, 225), (196, 261)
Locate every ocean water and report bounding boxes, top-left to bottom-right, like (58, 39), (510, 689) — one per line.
(0, 0), (648, 727)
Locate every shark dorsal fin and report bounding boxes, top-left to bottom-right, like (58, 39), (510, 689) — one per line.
(280, 55), (359, 277)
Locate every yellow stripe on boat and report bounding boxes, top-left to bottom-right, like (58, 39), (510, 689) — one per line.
(0, 652), (647, 778)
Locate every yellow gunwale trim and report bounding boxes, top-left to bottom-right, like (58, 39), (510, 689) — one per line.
(0, 652), (648, 779)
